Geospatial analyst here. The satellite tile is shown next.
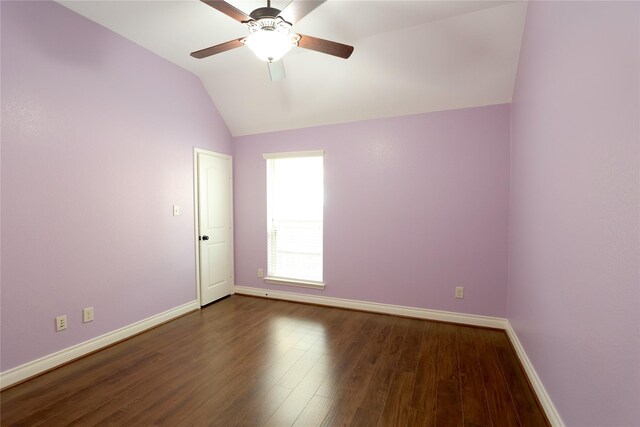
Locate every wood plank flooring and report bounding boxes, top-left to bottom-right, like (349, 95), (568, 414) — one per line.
(1, 295), (549, 426)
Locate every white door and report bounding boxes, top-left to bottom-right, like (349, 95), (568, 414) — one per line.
(197, 151), (233, 305)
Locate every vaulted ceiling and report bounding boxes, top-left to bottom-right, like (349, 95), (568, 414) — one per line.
(57, 0), (528, 136)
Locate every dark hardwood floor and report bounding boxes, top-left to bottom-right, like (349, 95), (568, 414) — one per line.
(1, 295), (549, 426)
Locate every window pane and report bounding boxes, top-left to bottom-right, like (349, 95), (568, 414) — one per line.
(267, 155), (323, 282)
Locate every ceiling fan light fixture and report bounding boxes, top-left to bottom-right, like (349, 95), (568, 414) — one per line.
(243, 17), (299, 62)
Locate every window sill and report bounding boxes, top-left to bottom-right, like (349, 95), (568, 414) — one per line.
(264, 277), (325, 290)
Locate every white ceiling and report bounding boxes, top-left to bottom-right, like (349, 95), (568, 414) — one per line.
(57, 0), (528, 136)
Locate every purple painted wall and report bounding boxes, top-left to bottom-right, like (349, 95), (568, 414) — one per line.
(508, 2), (640, 425)
(1, 1), (232, 371)
(233, 104), (510, 317)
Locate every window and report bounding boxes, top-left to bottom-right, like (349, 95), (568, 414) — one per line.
(263, 151), (324, 287)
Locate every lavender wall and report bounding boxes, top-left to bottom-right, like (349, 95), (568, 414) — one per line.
(234, 104), (510, 317)
(1, 1), (232, 371)
(508, 2), (640, 425)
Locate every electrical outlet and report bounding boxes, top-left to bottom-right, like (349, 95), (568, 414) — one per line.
(56, 315), (67, 331)
(257, 268), (264, 278)
(83, 307), (94, 323)
(455, 287), (464, 299)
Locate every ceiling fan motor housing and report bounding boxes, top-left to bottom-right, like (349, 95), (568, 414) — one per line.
(249, 7), (283, 21)
(246, 16), (294, 34)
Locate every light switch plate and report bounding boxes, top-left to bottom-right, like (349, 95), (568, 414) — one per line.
(173, 205), (181, 216)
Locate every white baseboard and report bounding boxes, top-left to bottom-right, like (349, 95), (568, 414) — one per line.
(234, 285), (507, 329)
(0, 300), (199, 389)
(505, 320), (565, 427)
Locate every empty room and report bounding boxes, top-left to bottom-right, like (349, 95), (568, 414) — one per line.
(1, 0), (638, 426)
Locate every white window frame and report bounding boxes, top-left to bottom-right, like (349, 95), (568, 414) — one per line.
(263, 150), (325, 289)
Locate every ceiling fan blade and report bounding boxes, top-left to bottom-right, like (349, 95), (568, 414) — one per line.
(297, 34), (354, 59)
(268, 60), (286, 81)
(201, 0), (251, 23)
(190, 38), (245, 59)
(278, 0), (325, 25)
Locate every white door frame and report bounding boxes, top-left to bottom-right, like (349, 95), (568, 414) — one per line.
(193, 147), (235, 306)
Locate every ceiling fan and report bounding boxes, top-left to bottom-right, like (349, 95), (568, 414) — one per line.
(190, 0), (354, 80)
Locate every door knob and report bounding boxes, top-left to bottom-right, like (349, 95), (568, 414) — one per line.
(201, 235), (209, 241)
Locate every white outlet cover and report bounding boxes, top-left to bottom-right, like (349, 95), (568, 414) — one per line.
(83, 307), (94, 323)
(56, 315), (67, 331)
